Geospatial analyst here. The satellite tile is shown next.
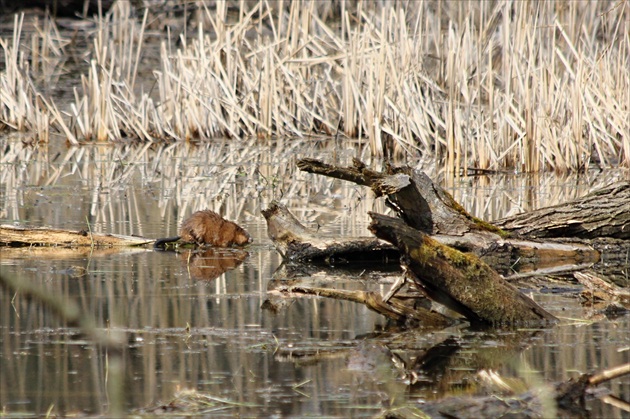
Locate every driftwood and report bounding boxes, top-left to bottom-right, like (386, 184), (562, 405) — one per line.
(0, 224), (153, 247)
(261, 158), (629, 326)
(262, 252), (455, 327)
(298, 158), (630, 241)
(297, 158), (503, 238)
(263, 201), (600, 278)
(269, 284), (453, 326)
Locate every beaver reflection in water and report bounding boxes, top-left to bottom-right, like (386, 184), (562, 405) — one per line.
(154, 210), (252, 249)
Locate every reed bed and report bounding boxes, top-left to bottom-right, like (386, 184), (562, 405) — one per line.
(1, 1), (628, 172)
(0, 14), (55, 141)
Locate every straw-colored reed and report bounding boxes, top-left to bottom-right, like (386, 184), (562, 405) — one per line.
(1, 1), (628, 172)
(0, 14), (56, 141)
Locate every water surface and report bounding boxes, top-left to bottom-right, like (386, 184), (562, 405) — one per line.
(1, 138), (629, 417)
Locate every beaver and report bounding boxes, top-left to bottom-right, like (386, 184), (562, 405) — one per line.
(154, 210), (252, 249)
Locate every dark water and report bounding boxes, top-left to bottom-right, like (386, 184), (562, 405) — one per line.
(1, 138), (629, 417)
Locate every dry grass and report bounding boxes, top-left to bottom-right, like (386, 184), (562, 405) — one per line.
(1, 1), (628, 172)
(0, 14), (53, 141)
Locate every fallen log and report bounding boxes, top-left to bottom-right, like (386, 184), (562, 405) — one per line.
(0, 224), (153, 247)
(261, 202), (399, 264)
(296, 159), (601, 272)
(262, 201), (599, 275)
(368, 213), (558, 325)
(262, 159), (629, 326)
(298, 158), (630, 241)
(262, 203), (558, 325)
(496, 181), (630, 239)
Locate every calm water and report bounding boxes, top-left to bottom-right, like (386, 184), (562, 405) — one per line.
(1, 137), (629, 417)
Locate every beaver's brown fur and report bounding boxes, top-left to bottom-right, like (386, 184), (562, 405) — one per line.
(179, 210), (251, 247)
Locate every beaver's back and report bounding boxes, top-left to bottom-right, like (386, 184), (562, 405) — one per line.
(180, 210), (251, 247)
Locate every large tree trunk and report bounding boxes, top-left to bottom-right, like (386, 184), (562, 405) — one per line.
(495, 181), (630, 240)
(262, 201), (599, 276)
(298, 158), (630, 241)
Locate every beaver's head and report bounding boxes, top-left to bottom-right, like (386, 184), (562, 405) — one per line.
(231, 225), (253, 246)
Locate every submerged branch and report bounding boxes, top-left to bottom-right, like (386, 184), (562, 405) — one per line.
(556, 363), (630, 408)
(273, 284), (453, 326)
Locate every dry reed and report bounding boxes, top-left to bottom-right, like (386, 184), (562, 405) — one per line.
(0, 14), (54, 141)
(1, 1), (628, 172)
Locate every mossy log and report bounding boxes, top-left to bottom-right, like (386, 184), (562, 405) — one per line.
(262, 159), (627, 325)
(368, 212), (558, 325)
(262, 168), (599, 274)
(261, 202), (558, 325)
(0, 224), (153, 247)
(263, 193), (598, 276)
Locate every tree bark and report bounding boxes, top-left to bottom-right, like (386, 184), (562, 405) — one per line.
(298, 158), (630, 241)
(298, 157), (505, 238)
(261, 159), (626, 326)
